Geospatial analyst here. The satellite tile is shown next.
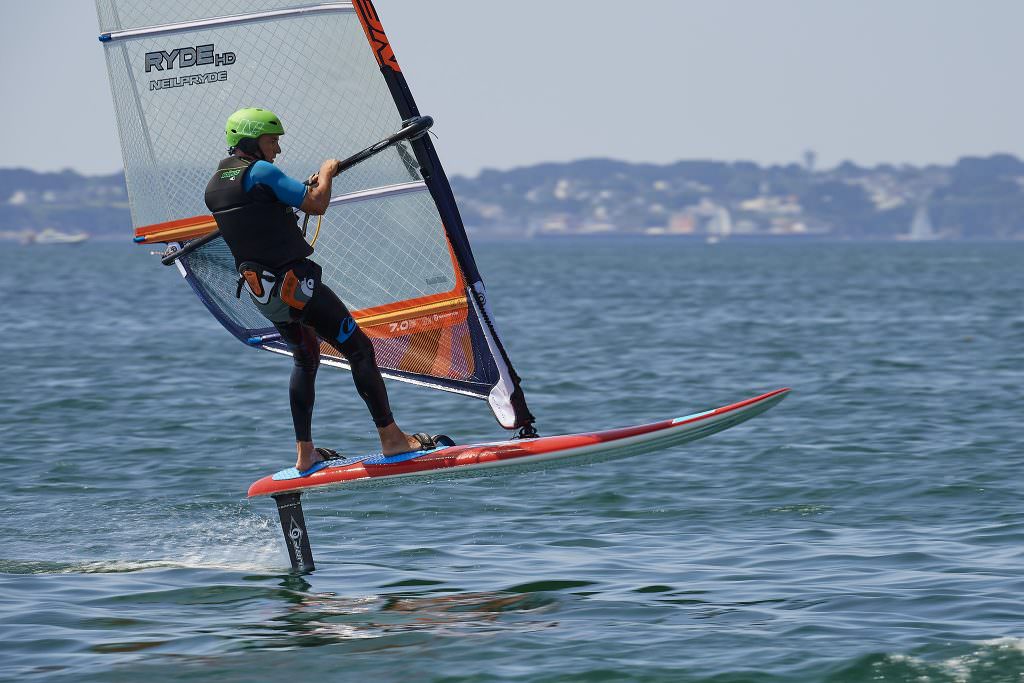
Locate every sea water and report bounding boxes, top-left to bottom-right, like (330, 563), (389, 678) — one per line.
(1, 239), (1022, 682)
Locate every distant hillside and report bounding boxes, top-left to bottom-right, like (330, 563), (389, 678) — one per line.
(3, 155), (1024, 241)
(0, 168), (130, 241)
(451, 155), (1024, 240)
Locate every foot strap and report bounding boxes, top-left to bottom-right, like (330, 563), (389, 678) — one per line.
(410, 433), (456, 451)
(314, 447), (345, 461)
(410, 433), (436, 451)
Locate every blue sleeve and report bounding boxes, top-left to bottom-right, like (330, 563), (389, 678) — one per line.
(244, 160), (308, 208)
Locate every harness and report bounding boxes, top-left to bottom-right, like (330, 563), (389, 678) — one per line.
(236, 260), (320, 323)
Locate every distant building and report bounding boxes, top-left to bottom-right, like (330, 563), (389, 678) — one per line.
(739, 196), (802, 215)
(579, 222), (616, 234)
(668, 212), (695, 234)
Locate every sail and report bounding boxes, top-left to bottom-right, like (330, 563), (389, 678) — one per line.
(96, 0), (533, 430)
(909, 204), (936, 240)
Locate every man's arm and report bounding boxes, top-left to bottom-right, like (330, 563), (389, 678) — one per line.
(246, 161), (312, 209)
(300, 159), (342, 216)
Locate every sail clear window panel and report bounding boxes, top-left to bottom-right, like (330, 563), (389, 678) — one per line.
(185, 240), (273, 332)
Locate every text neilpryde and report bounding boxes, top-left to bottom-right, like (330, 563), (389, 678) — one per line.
(144, 43), (236, 92)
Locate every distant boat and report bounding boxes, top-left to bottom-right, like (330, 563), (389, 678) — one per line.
(705, 206), (732, 244)
(29, 228), (89, 245)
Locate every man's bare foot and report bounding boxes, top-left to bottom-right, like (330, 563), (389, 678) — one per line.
(378, 423), (424, 456)
(295, 440), (320, 471)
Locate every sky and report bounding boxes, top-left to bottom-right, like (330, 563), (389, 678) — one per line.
(2, 0), (1023, 177)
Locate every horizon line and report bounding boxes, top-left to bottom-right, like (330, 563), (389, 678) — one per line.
(2, 151), (1022, 180)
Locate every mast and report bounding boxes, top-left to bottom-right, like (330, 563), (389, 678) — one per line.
(353, 0), (537, 434)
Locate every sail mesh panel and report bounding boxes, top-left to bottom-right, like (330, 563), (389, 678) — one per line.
(99, 1), (500, 397)
(102, 10), (411, 226)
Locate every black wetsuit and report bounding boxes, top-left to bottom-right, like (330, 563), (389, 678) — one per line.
(273, 273), (395, 440)
(204, 156), (394, 441)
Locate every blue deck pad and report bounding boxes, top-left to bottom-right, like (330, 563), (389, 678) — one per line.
(672, 409), (715, 425)
(361, 445), (448, 466)
(271, 446), (451, 480)
(272, 455), (369, 480)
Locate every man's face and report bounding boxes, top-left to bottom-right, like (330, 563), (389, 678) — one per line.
(258, 134), (282, 162)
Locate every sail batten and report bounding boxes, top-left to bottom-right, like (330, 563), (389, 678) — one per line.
(100, 4), (356, 41)
(328, 181), (427, 207)
(97, 1), (355, 33)
(98, 0), (535, 430)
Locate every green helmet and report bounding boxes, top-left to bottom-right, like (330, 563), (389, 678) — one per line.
(225, 108), (284, 147)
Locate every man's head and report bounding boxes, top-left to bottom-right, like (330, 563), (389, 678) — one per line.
(225, 108), (285, 162)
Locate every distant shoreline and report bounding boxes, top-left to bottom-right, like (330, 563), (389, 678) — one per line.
(4, 153), (1024, 240)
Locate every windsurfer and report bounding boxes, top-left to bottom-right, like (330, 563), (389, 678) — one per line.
(204, 107), (438, 472)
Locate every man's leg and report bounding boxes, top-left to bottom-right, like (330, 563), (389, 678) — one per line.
(274, 320), (321, 470)
(301, 282), (423, 456)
